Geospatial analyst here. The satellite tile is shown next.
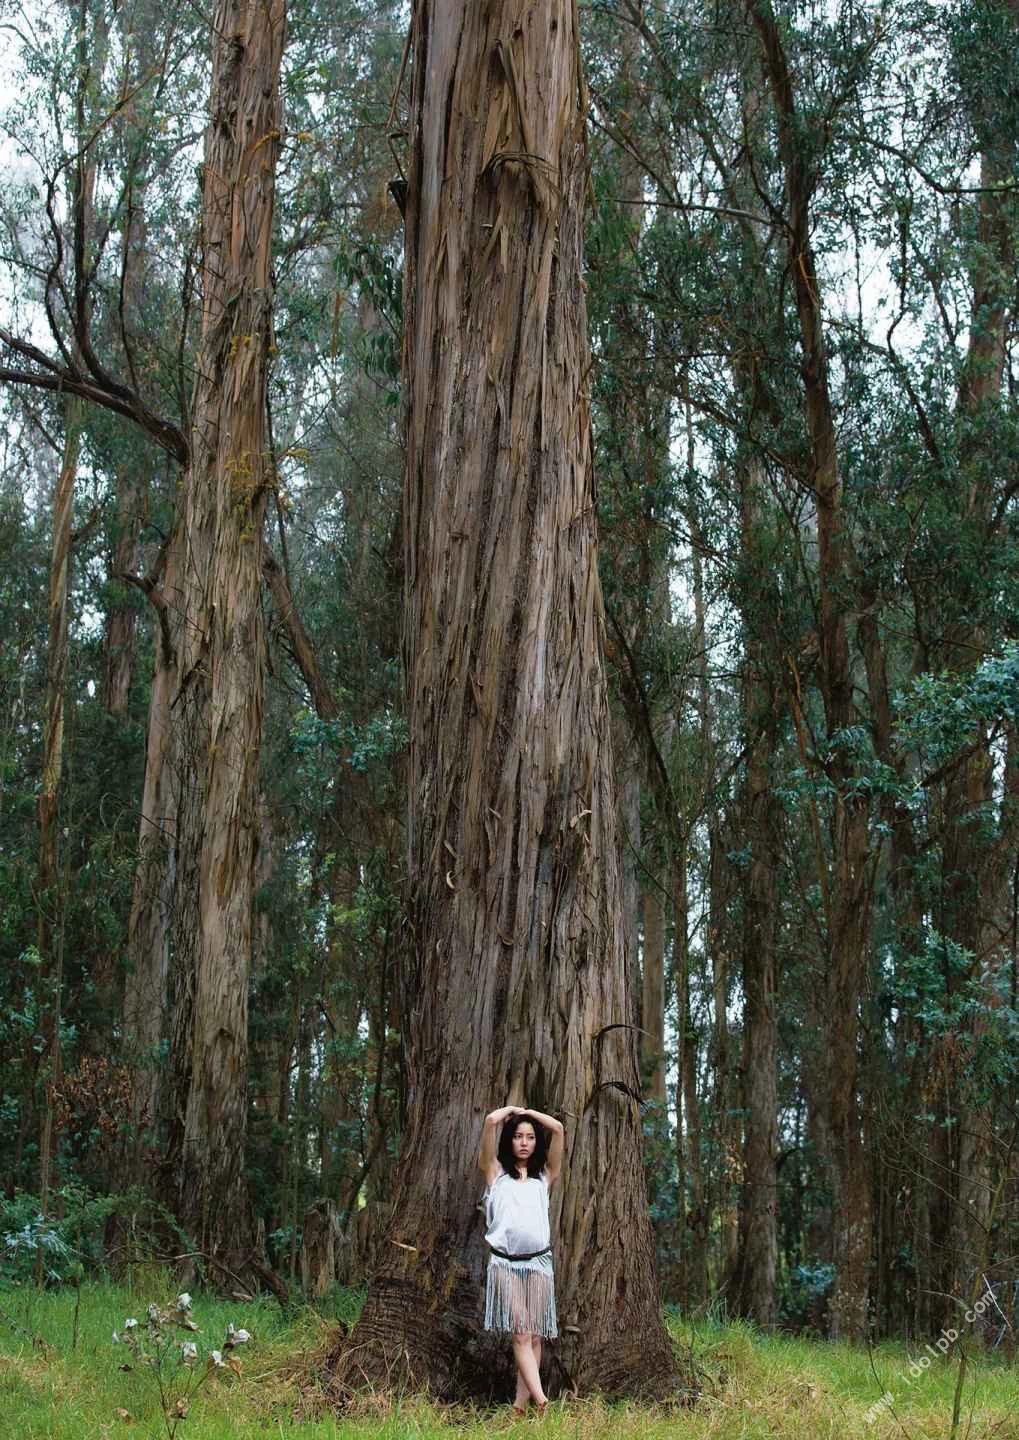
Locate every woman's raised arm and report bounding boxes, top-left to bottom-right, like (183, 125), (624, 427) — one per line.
(478, 1104), (518, 1179)
(519, 1107), (564, 1184)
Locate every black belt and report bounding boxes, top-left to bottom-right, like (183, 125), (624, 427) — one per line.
(487, 1242), (552, 1262)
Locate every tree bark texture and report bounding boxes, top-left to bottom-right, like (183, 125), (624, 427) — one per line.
(331, 0), (680, 1403)
(36, 402), (81, 1212)
(163, 0), (285, 1278)
(123, 587), (178, 1170)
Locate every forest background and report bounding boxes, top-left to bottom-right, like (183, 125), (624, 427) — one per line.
(0, 0), (1017, 1378)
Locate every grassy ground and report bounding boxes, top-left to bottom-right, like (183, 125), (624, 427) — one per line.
(1, 1279), (1016, 1440)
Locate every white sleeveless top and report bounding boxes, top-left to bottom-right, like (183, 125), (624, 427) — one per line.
(483, 1171), (551, 1255)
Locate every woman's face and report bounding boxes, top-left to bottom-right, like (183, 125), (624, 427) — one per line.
(512, 1122), (537, 1164)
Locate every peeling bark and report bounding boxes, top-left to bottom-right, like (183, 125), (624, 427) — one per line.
(330, 0), (681, 1403)
(162, 0), (286, 1279)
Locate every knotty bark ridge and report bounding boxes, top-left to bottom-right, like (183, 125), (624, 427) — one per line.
(328, 0), (687, 1405)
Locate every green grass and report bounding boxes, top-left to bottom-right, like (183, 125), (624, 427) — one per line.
(1, 1281), (1017, 1440)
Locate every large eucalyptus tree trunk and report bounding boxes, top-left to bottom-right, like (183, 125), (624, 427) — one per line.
(162, 0), (285, 1278)
(331, 0), (680, 1402)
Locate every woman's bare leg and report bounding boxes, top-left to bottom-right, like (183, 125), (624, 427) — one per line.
(512, 1351), (529, 1409)
(513, 1334), (542, 1408)
(511, 1331), (547, 1405)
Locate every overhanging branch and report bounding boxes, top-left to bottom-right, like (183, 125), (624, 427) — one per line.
(262, 549), (339, 721)
(0, 330), (189, 466)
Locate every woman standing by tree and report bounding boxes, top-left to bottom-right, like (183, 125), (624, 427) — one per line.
(479, 1105), (564, 1414)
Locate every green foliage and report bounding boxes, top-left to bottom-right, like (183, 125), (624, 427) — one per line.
(947, 0), (1019, 158)
(334, 241), (403, 391)
(779, 1263), (836, 1332)
(896, 644), (1019, 763)
(0, 1187), (185, 1287)
(289, 707), (408, 783)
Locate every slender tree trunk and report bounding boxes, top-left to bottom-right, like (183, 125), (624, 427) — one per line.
(123, 590), (177, 1167)
(678, 871), (707, 1307)
(689, 535), (726, 1304)
(715, 445), (781, 1328)
(671, 850), (689, 1303)
(641, 882), (667, 1105)
(102, 0), (161, 718)
(708, 824), (739, 1291)
(320, 862), (365, 1197)
(616, 742), (643, 1026)
(163, 0), (286, 1279)
(37, 0), (111, 1215)
(330, 1), (680, 1401)
(825, 798), (873, 1340)
(734, 667), (779, 1327)
(747, 0), (874, 1337)
(104, 478), (143, 714)
(602, 5), (657, 1051)
(36, 401), (82, 1222)
(802, 985), (834, 1313)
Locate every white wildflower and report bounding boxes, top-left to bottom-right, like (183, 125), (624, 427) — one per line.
(209, 1349), (225, 1368)
(123, 1318), (138, 1331)
(181, 1342), (198, 1363)
(176, 1292), (193, 1312)
(224, 1324), (251, 1346)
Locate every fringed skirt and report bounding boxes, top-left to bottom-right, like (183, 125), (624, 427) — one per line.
(484, 1253), (558, 1338)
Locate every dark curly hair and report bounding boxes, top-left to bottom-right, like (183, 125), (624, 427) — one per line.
(497, 1113), (549, 1179)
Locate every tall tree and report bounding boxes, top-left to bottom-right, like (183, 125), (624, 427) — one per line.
(35, 401), (82, 1226)
(745, 0), (877, 1338)
(331, 0), (681, 1401)
(35, 0), (110, 1222)
(162, 0), (286, 1279)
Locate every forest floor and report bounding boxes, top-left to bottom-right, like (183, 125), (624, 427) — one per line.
(1, 1280), (1017, 1440)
